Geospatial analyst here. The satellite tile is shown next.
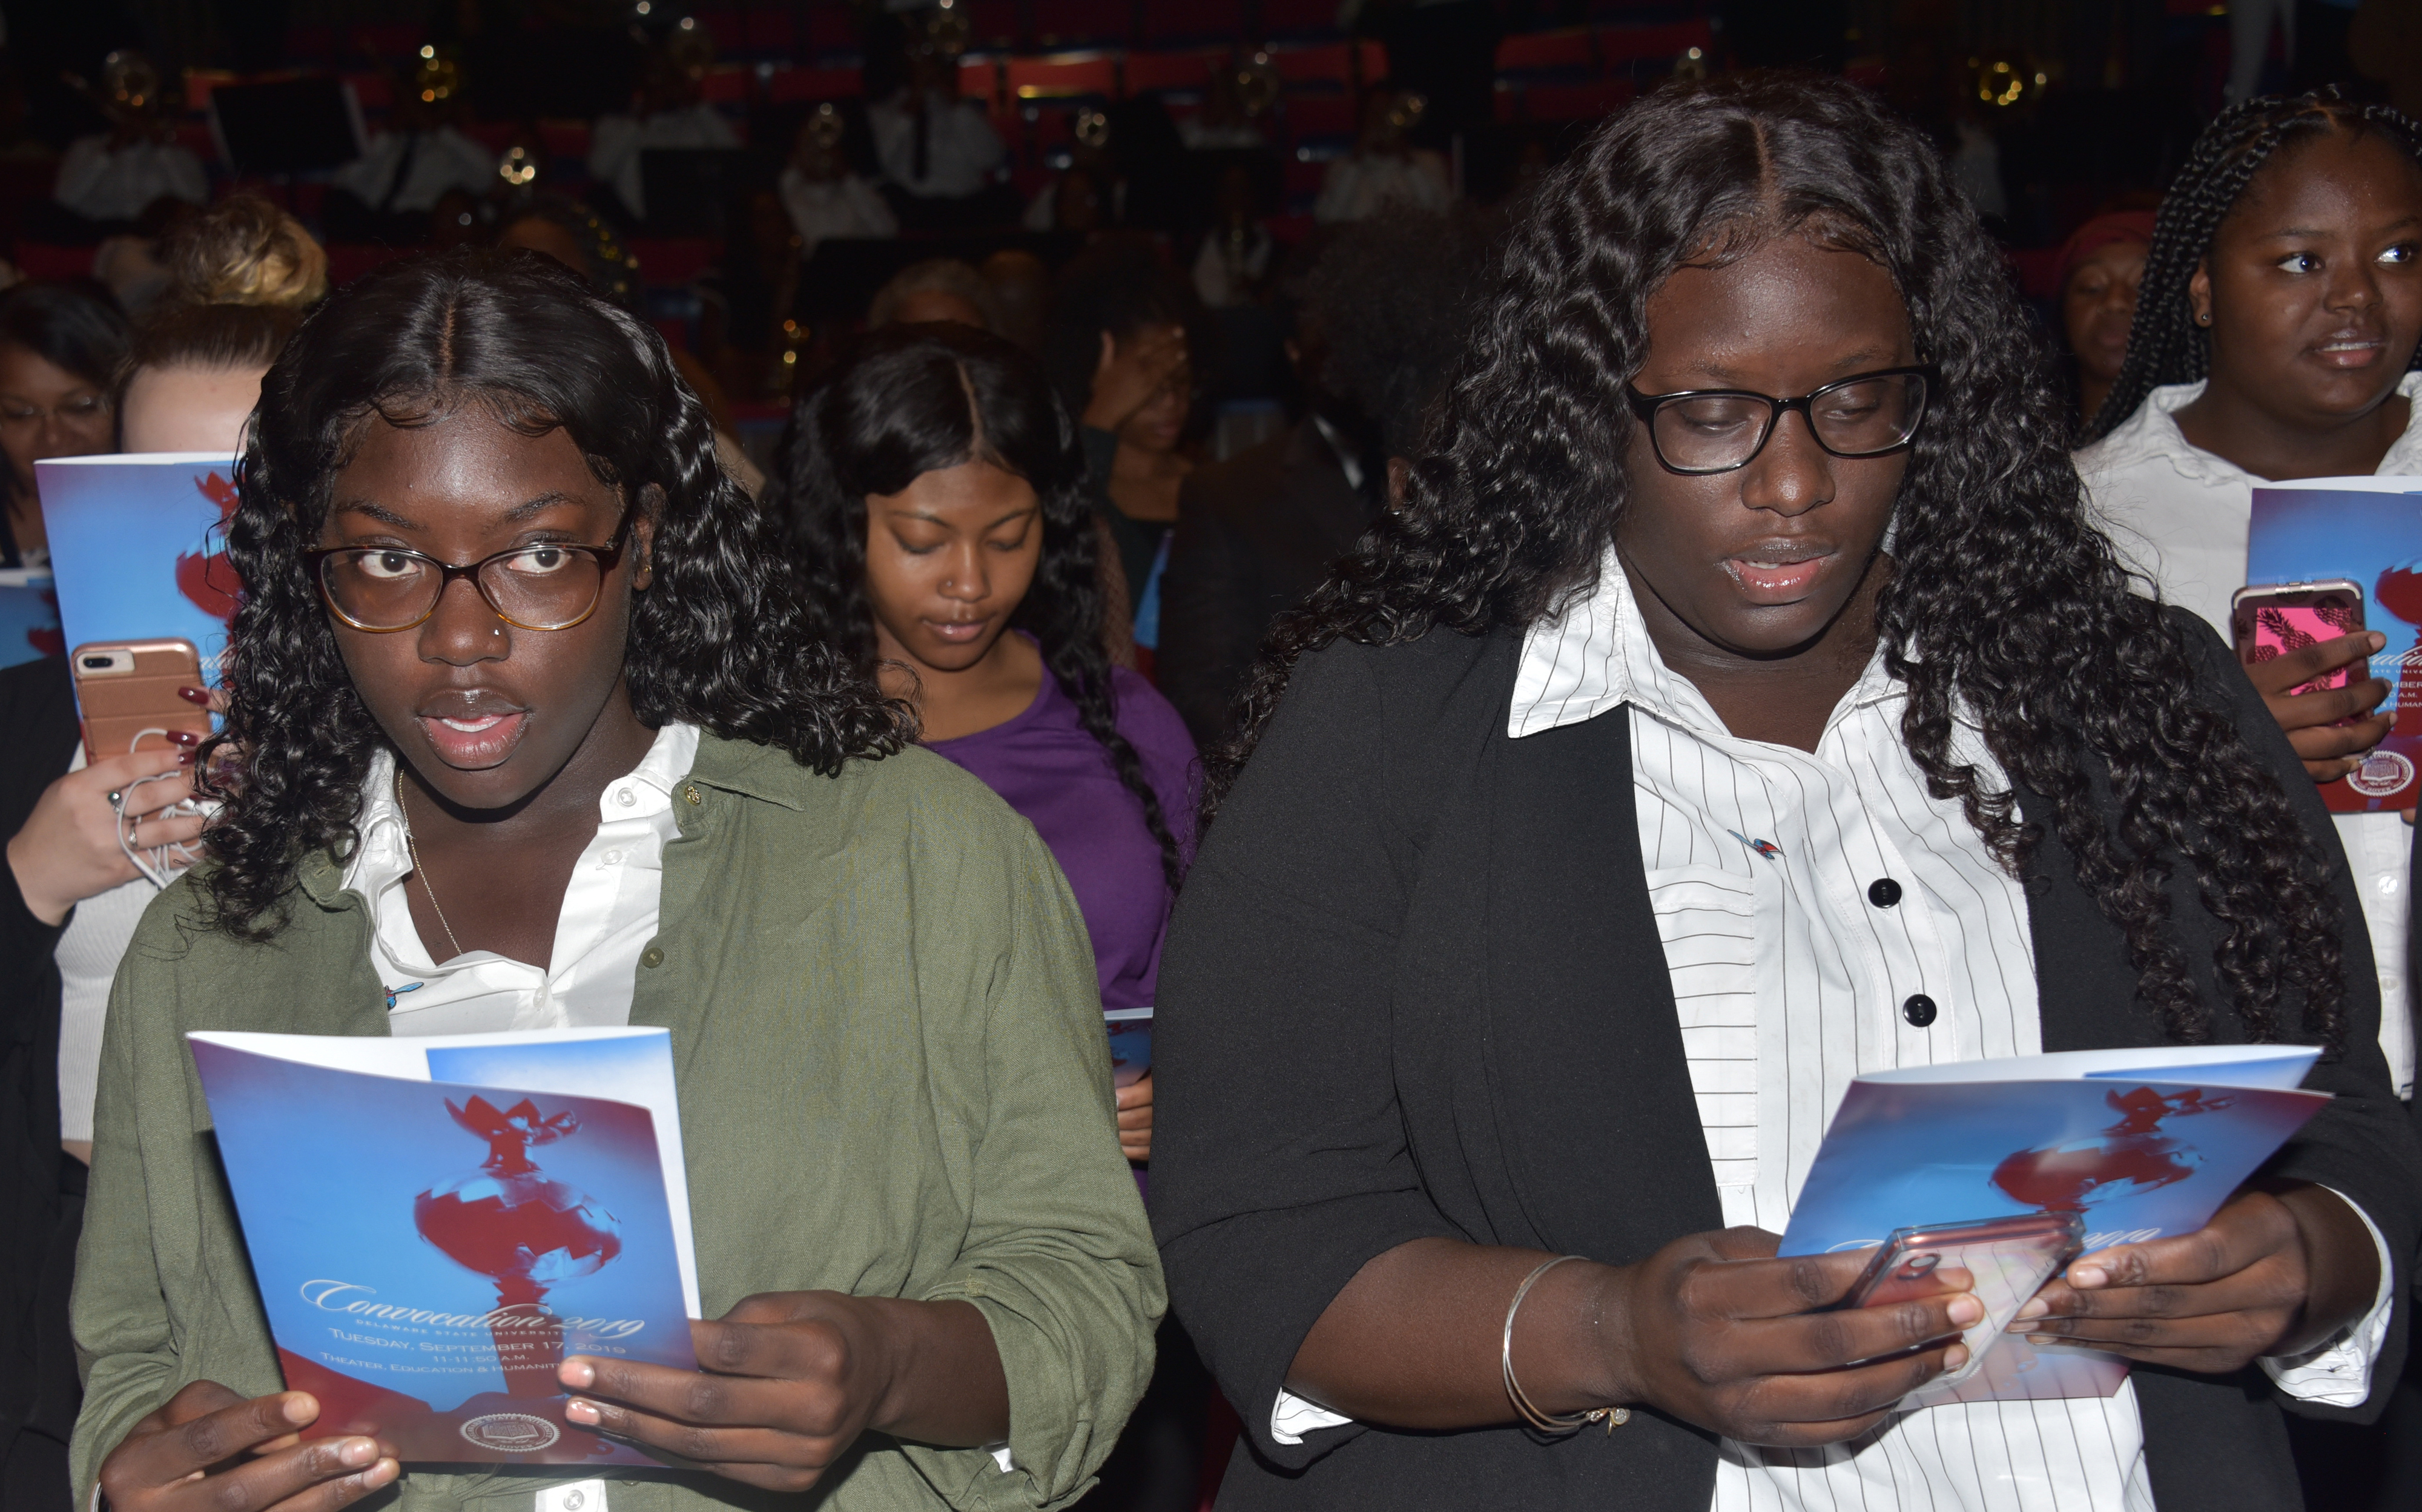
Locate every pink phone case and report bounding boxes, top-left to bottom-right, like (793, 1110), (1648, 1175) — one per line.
(2232, 583), (2364, 699)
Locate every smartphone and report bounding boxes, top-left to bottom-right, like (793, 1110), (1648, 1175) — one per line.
(1105, 1007), (1152, 1089)
(1835, 1210), (2086, 1391)
(2231, 580), (2366, 698)
(70, 639), (211, 764)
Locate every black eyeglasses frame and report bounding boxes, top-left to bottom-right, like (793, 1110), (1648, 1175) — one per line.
(304, 501), (638, 634)
(1623, 364), (1940, 476)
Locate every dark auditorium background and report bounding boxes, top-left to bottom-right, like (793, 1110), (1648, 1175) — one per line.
(1, 0), (2404, 487)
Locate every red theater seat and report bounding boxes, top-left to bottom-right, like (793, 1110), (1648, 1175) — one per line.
(1495, 28), (1597, 75)
(1007, 53), (1117, 101)
(1031, 0), (1130, 47)
(1595, 20), (1713, 68)
(1124, 49), (1229, 95)
(766, 64), (865, 102)
(1522, 78), (1635, 120)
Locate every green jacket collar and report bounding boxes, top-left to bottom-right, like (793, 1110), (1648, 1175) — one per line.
(288, 731), (831, 911)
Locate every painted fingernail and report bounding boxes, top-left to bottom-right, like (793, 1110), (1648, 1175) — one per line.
(166, 729), (201, 746)
(2070, 1266), (2108, 1289)
(1947, 1295), (1984, 1326)
(177, 685), (211, 705)
(559, 1358), (596, 1389)
(565, 1399), (600, 1424)
(178, 751), (196, 765)
(338, 1438), (376, 1467)
(2016, 1297), (2049, 1320)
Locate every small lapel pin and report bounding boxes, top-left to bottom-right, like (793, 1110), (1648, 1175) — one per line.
(1727, 830), (1783, 861)
(385, 982), (423, 1010)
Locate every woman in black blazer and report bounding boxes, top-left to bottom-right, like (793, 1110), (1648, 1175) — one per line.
(1151, 75), (2420, 1512)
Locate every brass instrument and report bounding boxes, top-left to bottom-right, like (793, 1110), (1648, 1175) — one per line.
(807, 101), (846, 151)
(925, 0), (973, 62)
(1236, 51), (1280, 119)
(1969, 55), (2048, 110)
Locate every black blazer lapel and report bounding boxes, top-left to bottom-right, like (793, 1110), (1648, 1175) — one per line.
(1480, 707), (1726, 1261)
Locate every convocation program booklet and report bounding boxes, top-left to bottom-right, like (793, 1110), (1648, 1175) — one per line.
(2246, 474), (2422, 812)
(188, 1026), (701, 1465)
(36, 452), (243, 687)
(1777, 1045), (2328, 1407)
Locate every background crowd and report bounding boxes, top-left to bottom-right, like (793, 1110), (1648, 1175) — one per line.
(1, 4), (2421, 1512)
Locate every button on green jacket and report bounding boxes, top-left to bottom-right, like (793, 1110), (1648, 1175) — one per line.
(70, 735), (1164, 1512)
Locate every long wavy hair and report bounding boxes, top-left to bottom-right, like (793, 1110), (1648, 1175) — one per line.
(2084, 88), (2422, 444)
(779, 322), (1183, 891)
(198, 250), (911, 937)
(1213, 73), (2349, 1049)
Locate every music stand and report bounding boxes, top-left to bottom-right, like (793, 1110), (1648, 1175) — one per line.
(208, 77), (367, 176)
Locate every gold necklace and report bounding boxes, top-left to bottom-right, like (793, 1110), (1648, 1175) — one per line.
(394, 766), (466, 961)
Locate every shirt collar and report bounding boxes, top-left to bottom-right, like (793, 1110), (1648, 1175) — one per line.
(1506, 549), (1906, 741)
(2080, 371), (2422, 486)
(342, 721), (701, 896)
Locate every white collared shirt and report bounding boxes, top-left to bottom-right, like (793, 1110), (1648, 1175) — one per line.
(865, 91), (1005, 200)
(2078, 374), (2422, 1100)
(1270, 556), (2392, 1511)
(346, 722), (699, 1037)
(587, 105), (741, 220)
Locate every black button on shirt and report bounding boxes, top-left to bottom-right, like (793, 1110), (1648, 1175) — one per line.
(1869, 877), (1902, 907)
(1902, 993), (1938, 1027)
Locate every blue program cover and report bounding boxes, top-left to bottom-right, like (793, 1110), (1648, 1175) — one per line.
(35, 452), (241, 686)
(190, 1034), (697, 1466)
(0, 569), (59, 668)
(2246, 475), (2422, 810)
(1778, 1046), (2327, 1405)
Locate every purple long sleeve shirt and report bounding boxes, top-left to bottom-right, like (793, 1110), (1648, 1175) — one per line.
(926, 655), (1199, 1011)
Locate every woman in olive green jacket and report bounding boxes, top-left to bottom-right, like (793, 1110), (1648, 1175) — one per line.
(70, 251), (1161, 1512)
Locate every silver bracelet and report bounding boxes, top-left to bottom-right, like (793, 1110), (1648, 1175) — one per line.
(1502, 1254), (1632, 1437)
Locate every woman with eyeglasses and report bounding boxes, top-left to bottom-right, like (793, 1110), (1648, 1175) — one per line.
(68, 251), (1161, 1512)
(0, 282), (128, 567)
(1149, 74), (2417, 1512)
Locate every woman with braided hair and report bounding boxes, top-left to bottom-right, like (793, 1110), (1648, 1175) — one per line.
(782, 321), (1196, 1169)
(2077, 90), (2422, 1112)
(1149, 73), (2418, 1512)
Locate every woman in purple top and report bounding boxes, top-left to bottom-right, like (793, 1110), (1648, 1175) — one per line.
(783, 321), (1197, 1165)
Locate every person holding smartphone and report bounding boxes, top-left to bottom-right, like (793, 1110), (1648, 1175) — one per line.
(2076, 91), (2422, 1109)
(70, 251), (1160, 1512)
(1150, 74), (2417, 1512)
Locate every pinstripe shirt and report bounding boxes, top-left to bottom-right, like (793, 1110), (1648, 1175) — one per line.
(1483, 553), (2384, 1512)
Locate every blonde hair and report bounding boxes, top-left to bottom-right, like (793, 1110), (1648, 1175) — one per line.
(162, 194), (329, 309)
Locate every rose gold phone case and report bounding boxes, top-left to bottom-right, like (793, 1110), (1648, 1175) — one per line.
(70, 639), (211, 764)
(1836, 1211), (2086, 1390)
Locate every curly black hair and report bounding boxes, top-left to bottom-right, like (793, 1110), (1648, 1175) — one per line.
(778, 321), (1184, 891)
(1211, 72), (2350, 1049)
(198, 249), (911, 937)
(2084, 88), (2422, 444)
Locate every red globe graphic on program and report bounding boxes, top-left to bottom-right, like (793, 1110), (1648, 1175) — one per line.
(413, 1096), (623, 1397)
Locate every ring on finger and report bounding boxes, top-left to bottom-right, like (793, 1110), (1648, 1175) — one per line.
(106, 790), (125, 811)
